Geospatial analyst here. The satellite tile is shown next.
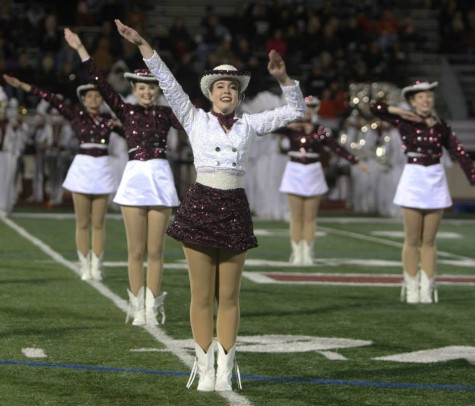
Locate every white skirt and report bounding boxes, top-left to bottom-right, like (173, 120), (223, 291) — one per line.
(63, 154), (117, 194)
(113, 159), (180, 207)
(279, 161), (329, 197)
(393, 163), (452, 209)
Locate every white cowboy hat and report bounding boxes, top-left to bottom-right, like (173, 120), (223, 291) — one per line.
(200, 64), (251, 100)
(123, 68), (158, 83)
(401, 80), (438, 99)
(305, 95), (320, 107)
(76, 84), (98, 100)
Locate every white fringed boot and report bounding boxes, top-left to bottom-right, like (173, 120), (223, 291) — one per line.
(90, 252), (103, 281)
(125, 287), (145, 326)
(215, 342), (242, 392)
(289, 240), (303, 265)
(401, 271), (420, 304)
(78, 251), (91, 281)
(186, 342), (215, 392)
(145, 287), (167, 325)
(420, 271), (438, 304)
(301, 241), (314, 265)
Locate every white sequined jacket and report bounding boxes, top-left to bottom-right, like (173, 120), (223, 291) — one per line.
(144, 51), (305, 175)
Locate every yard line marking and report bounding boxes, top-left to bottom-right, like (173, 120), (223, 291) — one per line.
(243, 272), (475, 286)
(317, 351), (347, 360)
(371, 231), (462, 239)
(1, 216), (252, 406)
(373, 346), (475, 364)
(21, 348), (47, 358)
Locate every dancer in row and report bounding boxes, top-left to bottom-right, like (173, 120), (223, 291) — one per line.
(114, 18), (305, 391)
(371, 80), (475, 304)
(64, 28), (183, 326)
(3, 75), (122, 281)
(278, 95), (367, 265)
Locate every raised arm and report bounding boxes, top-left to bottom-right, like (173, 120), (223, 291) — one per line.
(64, 28), (91, 62)
(3, 74), (31, 92)
(115, 19), (154, 59)
(3, 74), (75, 120)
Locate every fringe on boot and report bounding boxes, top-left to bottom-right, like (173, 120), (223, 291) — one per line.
(215, 342), (242, 391)
(186, 342), (215, 392)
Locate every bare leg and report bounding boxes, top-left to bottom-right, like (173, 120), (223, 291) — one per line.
(216, 249), (246, 352)
(401, 207), (423, 276)
(121, 205), (147, 295)
(146, 206), (172, 296)
(183, 244), (217, 352)
(302, 196), (320, 244)
(287, 194), (304, 243)
(420, 209), (443, 277)
(72, 192), (92, 256)
(90, 194), (109, 256)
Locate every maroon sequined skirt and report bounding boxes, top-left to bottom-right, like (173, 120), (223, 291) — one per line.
(167, 182), (258, 251)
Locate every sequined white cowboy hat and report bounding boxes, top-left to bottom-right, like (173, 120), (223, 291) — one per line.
(305, 95), (320, 107)
(76, 84), (98, 100)
(401, 80), (438, 99)
(200, 64), (251, 100)
(124, 68), (158, 83)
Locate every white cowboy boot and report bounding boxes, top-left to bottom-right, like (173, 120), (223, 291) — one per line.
(90, 252), (103, 281)
(125, 287), (145, 326)
(301, 241), (314, 265)
(402, 271), (420, 304)
(215, 342), (242, 391)
(145, 287), (167, 326)
(420, 271), (437, 303)
(186, 342), (215, 392)
(289, 240), (303, 265)
(78, 251), (91, 281)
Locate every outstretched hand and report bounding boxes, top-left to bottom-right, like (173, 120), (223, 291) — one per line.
(267, 50), (286, 80)
(115, 19), (143, 46)
(389, 106), (423, 123)
(3, 74), (21, 88)
(64, 28), (83, 50)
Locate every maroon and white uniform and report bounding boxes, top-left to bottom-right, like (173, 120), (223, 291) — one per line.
(371, 102), (475, 209)
(31, 87), (122, 194)
(84, 59), (183, 207)
(279, 125), (359, 197)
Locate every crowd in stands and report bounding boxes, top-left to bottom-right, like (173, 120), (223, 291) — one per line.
(0, 1), (474, 115)
(0, 0), (429, 116)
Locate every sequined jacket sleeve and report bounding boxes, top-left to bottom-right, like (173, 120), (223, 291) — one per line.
(30, 86), (118, 145)
(243, 84), (306, 135)
(372, 102), (475, 185)
(316, 126), (359, 164)
(441, 122), (475, 185)
(30, 86), (76, 122)
(83, 58), (128, 121)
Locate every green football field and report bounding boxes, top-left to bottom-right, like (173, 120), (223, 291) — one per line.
(1, 209), (474, 406)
